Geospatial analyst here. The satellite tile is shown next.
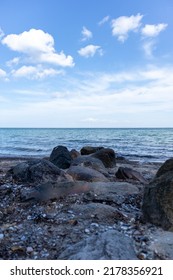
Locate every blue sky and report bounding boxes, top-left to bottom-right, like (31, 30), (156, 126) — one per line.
(0, 0), (173, 127)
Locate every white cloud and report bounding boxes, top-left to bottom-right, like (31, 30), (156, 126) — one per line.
(78, 45), (103, 58)
(141, 23), (168, 37)
(98, 16), (110, 26)
(0, 68), (7, 78)
(12, 65), (64, 80)
(111, 13), (143, 42)
(81, 26), (92, 41)
(6, 57), (20, 67)
(0, 27), (4, 39)
(2, 28), (74, 67)
(142, 40), (156, 58)
(1, 65), (173, 127)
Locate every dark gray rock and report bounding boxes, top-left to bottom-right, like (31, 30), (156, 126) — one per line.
(59, 230), (137, 260)
(70, 149), (80, 159)
(91, 148), (116, 168)
(155, 158), (173, 178)
(49, 145), (72, 169)
(67, 166), (109, 182)
(7, 159), (69, 184)
(71, 155), (108, 176)
(80, 146), (104, 155)
(116, 167), (147, 183)
(142, 159), (173, 231)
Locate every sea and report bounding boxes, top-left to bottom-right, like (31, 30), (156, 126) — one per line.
(0, 128), (173, 163)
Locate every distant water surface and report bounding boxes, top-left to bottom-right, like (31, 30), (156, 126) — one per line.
(0, 128), (173, 163)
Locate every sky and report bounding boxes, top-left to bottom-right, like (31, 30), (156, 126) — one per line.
(0, 0), (173, 128)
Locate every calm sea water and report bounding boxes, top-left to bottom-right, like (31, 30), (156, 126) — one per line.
(0, 128), (173, 163)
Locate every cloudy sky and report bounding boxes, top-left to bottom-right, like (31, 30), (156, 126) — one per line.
(0, 0), (173, 127)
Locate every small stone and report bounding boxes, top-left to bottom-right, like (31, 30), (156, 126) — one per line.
(26, 247), (34, 253)
(0, 233), (4, 240)
(137, 252), (147, 260)
(84, 229), (90, 234)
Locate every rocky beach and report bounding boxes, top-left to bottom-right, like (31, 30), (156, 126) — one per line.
(0, 145), (173, 260)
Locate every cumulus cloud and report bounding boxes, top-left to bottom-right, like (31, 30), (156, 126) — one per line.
(98, 16), (110, 26)
(12, 65), (64, 80)
(111, 13), (143, 42)
(78, 45), (103, 58)
(81, 26), (93, 41)
(2, 28), (74, 67)
(141, 23), (168, 37)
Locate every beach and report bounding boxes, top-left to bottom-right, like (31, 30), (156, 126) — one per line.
(1, 146), (173, 260)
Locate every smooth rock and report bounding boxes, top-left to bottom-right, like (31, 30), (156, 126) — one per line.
(71, 155), (108, 176)
(49, 145), (72, 169)
(67, 166), (109, 182)
(91, 148), (116, 168)
(80, 146), (104, 155)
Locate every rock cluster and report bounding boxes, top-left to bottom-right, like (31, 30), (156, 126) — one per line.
(1, 145), (173, 260)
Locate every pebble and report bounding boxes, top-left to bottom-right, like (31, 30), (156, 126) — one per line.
(84, 229), (90, 234)
(0, 233), (4, 240)
(26, 247), (34, 253)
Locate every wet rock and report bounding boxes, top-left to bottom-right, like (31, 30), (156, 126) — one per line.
(67, 166), (109, 182)
(80, 146), (104, 155)
(116, 167), (147, 183)
(49, 145), (72, 169)
(91, 148), (116, 168)
(142, 159), (173, 230)
(59, 230), (137, 260)
(7, 159), (69, 184)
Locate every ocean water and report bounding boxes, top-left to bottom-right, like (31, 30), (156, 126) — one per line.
(0, 128), (173, 163)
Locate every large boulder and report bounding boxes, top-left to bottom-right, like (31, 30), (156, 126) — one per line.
(142, 158), (173, 231)
(7, 159), (70, 184)
(91, 148), (116, 168)
(49, 145), (72, 169)
(67, 166), (109, 182)
(80, 146), (104, 155)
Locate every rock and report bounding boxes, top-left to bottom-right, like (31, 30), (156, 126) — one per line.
(155, 158), (173, 178)
(59, 229), (137, 260)
(71, 155), (108, 176)
(116, 167), (147, 183)
(70, 203), (128, 223)
(67, 166), (109, 182)
(84, 181), (140, 207)
(142, 159), (173, 230)
(70, 149), (80, 159)
(91, 148), (116, 168)
(80, 146), (104, 155)
(7, 159), (69, 184)
(49, 145), (72, 169)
